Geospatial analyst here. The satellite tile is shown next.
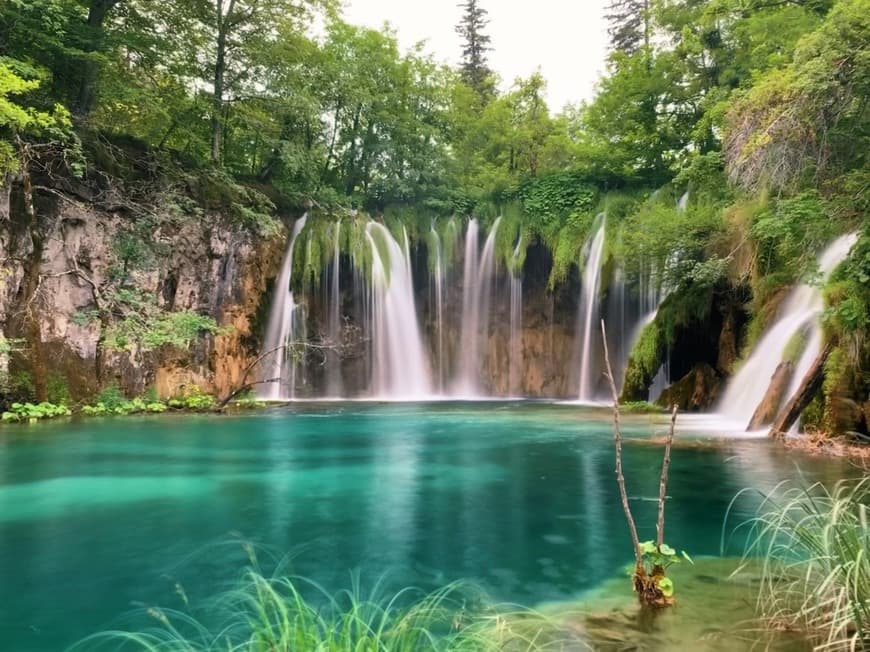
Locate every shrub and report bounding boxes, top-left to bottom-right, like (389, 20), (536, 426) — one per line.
(2, 402), (71, 423)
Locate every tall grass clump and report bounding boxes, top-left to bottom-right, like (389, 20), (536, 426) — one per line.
(743, 478), (870, 651)
(72, 570), (588, 651)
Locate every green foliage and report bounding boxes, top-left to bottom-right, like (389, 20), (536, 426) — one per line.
(622, 321), (664, 400)
(167, 388), (215, 411)
(2, 401), (70, 423)
(638, 540), (693, 598)
(100, 289), (222, 353)
(45, 371), (70, 405)
(82, 398), (168, 417)
(620, 401), (664, 414)
(750, 192), (837, 290)
(0, 58), (71, 175)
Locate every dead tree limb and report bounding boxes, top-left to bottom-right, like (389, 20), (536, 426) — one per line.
(601, 319), (643, 570)
(770, 344), (832, 438)
(656, 404), (678, 547)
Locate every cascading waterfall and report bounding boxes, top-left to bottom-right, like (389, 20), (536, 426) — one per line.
(325, 220), (343, 397)
(454, 217), (502, 396)
(509, 235), (523, 396)
(430, 226), (446, 393)
(577, 215), (607, 401)
(259, 213), (308, 400)
(717, 233), (858, 427)
(366, 222), (432, 398)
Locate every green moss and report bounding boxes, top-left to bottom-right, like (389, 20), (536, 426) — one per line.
(782, 330), (808, 365)
(621, 321), (665, 401)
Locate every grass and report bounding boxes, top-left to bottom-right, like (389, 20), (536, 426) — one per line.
(741, 477), (870, 651)
(70, 571), (589, 651)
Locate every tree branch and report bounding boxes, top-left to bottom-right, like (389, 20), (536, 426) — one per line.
(656, 404), (678, 547)
(601, 319), (643, 569)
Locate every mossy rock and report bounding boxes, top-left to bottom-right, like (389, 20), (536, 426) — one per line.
(656, 363), (722, 411)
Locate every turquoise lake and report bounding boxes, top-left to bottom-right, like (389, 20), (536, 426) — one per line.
(0, 402), (850, 650)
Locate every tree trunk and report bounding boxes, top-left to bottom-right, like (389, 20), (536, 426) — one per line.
(77, 0), (121, 116)
(211, 0), (235, 165)
(770, 344), (832, 438)
(748, 361), (794, 430)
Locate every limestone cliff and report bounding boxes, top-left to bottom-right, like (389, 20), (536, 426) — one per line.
(0, 171), (286, 404)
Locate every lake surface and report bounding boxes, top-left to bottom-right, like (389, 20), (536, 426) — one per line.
(0, 402), (851, 650)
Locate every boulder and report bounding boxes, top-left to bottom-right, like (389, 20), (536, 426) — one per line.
(656, 363), (722, 411)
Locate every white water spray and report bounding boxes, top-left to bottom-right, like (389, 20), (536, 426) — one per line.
(259, 214), (308, 400)
(509, 235), (523, 396)
(454, 217), (502, 396)
(577, 216), (607, 401)
(366, 222), (432, 398)
(717, 233), (858, 427)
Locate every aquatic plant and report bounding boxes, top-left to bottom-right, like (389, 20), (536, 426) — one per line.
(743, 478), (870, 651)
(1, 401), (71, 422)
(72, 571), (588, 651)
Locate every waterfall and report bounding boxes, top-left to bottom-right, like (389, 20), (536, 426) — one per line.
(259, 213), (308, 400)
(366, 222), (432, 398)
(325, 221), (343, 397)
(430, 226), (446, 393)
(454, 217), (502, 396)
(577, 216), (607, 401)
(717, 233), (858, 427)
(509, 235), (523, 396)
(677, 190), (690, 213)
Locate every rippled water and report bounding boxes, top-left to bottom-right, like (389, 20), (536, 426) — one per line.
(0, 402), (850, 650)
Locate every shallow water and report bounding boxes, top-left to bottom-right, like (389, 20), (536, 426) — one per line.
(0, 402), (851, 650)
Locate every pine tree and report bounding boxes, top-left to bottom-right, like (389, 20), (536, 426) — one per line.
(455, 0), (494, 99)
(605, 0), (650, 56)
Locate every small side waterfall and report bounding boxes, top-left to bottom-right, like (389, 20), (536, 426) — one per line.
(325, 221), (343, 397)
(430, 226), (446, 393)
(259, 213), (308, 400)
(366, 222), (432, 398)
(509, 236), (523, 396)
(577, 216), (607, 401)
(718, 233), (858, 427)
(454, 217), (502, 396)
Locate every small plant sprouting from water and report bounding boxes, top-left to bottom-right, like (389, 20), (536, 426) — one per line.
(601, 319), (691, 608)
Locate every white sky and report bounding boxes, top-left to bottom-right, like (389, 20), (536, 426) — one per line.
(341, 0), (610, 112)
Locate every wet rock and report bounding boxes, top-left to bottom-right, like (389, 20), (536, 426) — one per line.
(656, 363), (722, 411)
(717, 309), (739, 374)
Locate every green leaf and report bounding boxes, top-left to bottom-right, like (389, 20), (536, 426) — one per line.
(658, 577), (674, 598)
(659, 543), (676, 556)
(640, 540), (657, 555)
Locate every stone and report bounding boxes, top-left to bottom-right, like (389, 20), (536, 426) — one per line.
(656, 363), (722, 411)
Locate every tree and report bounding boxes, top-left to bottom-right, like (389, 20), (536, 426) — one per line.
(605, 0), (649, 55)
(455, 0), (494, 100)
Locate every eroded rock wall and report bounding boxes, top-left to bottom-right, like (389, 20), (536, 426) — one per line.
(0, 179), (285, 403)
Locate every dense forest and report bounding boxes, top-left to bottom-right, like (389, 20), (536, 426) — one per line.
(0, 0), (867, 436)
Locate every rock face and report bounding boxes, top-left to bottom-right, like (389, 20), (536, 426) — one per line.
(0, 178), (285, 403)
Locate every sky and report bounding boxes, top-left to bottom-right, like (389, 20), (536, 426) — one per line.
(342, 0), (611, 112)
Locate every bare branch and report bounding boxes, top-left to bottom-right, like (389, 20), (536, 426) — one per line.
(601, 319), (643, 569)
(656, 404), (678, 547)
